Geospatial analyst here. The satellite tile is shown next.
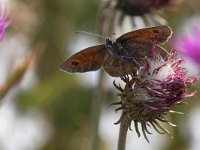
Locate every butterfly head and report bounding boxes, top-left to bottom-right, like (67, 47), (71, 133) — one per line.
(105, 38), (116, 54)
(105, 38), (114, 47)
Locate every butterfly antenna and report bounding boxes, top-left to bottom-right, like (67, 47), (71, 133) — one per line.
(75, 31), (105, 39)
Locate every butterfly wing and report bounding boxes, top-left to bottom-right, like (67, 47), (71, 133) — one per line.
(103, 44), (167, 77)
(118, 26), (171, 66)
(117, 26), (172, 44)
(60, 44), (107, 73)
(103, 58), (137, 77)
(104, 26), (172, 77)
(121, 41), (168, 59)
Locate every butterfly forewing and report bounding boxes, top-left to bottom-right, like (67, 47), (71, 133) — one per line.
(60, 44), (106, 73)
(117, 26), (172, 44)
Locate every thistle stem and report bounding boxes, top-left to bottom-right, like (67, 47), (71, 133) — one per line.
(117, 113), (128, 150)
(90, 70), (105, 150)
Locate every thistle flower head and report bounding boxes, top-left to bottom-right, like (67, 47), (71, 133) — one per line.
(113, 48), (198, 142)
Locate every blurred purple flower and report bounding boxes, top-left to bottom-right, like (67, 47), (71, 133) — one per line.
(173, 27), (200, 65)
(0, 3), (11, 40)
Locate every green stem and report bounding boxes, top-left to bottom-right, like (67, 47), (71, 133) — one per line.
(117, 113), (128, 150)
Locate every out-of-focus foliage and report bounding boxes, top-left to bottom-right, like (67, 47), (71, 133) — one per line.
(12, 0), (101, 149)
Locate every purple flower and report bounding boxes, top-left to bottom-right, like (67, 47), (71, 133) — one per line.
(113, 48), (198, 142)
(0, 4), (11, 40)
(139, 49), (197, 107)
(174, 26), (200, 65)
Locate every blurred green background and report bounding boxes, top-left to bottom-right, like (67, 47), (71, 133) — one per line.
(0, 0), (200, 150)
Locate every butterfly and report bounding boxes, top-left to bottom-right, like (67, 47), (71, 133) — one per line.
(60, 26), (172, 77)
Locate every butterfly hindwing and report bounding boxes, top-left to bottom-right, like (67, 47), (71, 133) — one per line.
(102, 44), (167, 77)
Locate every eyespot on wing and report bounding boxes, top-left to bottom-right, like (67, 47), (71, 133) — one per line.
(59, 44), (106, 73)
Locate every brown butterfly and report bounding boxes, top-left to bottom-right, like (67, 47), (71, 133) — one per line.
(60, 26), (172, 77)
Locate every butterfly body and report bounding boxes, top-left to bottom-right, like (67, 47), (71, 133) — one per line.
(105, 38), (128, 58)
(60, 26), (172, 77)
